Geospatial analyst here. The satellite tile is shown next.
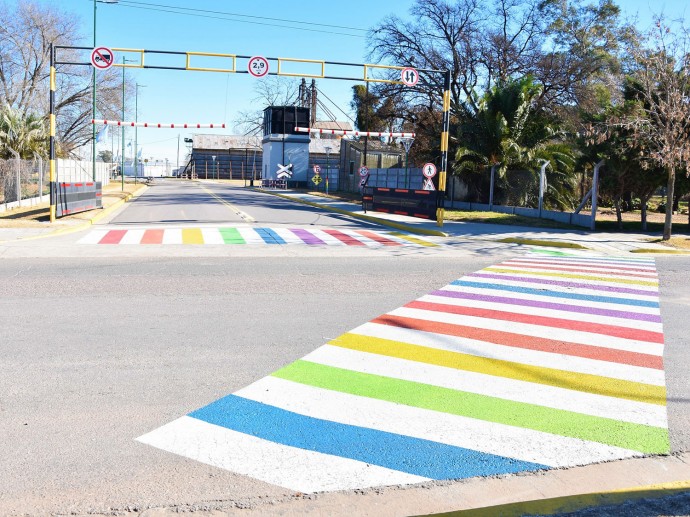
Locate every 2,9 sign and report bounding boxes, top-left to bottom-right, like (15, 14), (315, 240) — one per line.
(248, 56), (269, 78)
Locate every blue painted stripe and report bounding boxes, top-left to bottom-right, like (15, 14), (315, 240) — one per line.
(255, 228), (285, 244)
(189, 394), (548, 479)
(450, 280), (659, 308)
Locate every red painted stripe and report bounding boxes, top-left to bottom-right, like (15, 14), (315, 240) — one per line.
(501, 261), (658, 278)
(371, 314), (663, 370)
(96, 193), (102, 197)
(74, 183), (83, 187)
(414, 213), (431, 218)
(406, 300), (664, 344)
(356, 230), (402, 246)
(141, 229), (164, 244)
(395, 189), (407, 193)
(378, 188), (390, 192)
(322, 229), (366, 246)
(86, 182), (94, 186)
(98, 230), (127, 244)
(414, 190), (430, 195)
(394, 211), (408, 215)
(61, 183), (71, 187)
(378, 208), (390, 213)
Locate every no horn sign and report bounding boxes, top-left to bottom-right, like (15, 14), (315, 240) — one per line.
(91, 47), (114, 69)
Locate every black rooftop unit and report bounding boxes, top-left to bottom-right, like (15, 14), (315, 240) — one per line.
(263, 106), (310, 136)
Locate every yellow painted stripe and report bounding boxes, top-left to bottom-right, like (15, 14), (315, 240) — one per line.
(181, 228), (204, 244)
(388, 232), (438, 247)
(330, 333), (667, 405)
(440, 132), (448, 152)
(443, 90), (450, 112)
(50, 114), (55, 138)
(484, 267), (659, 287)
(431, 480), (690, 517)
(50, 66), (56, 91)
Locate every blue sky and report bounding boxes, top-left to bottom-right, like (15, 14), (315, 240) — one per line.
(39, 0), (688, 164)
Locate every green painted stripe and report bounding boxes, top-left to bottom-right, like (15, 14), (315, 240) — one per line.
(219, 227), (245, 244)
(272, 360), (670, 454)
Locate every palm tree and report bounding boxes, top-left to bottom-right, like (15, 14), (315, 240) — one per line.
(454, 76), (576, 208)
(0, 104), (48, 160)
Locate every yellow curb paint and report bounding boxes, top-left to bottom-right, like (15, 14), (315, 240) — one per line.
(484, 267), (659, 287)
(418, 480), (690, 517)
(181, 228), (204, 244)
(388, 231), (439, 247)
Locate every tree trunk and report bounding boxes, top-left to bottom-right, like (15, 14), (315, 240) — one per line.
(614, 197), (623, 230)
(641, 192), (651, 232)
(663, 167), (676, 240)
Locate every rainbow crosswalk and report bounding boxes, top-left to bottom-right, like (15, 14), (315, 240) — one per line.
(137, 252), (669, 493)
(78, 226), (438, 248)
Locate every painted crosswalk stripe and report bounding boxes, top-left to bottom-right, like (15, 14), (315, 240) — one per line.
(137, 252), (670, 493)
(236, 376), (644, 467)
(255, 227), (285, 244)
(219, 227), (245, 244)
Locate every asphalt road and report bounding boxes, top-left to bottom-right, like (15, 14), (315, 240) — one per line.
(1, 181), (689, 516)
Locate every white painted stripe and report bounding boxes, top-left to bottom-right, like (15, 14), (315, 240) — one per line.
(201, 228), (224, 245)
(503, 260), (658, 277)
(460, 271), (659, 303)
(237, 227), (265, 245)
(119, 229), (145, 244)
(162, 228), (183, 244)
(388, 306), (664, 354)
(238, 375), (647, 466)
(513, 257), (657, 271)
(137, 415), (428, 492)
(440, 284), (661, 315)
(457, 274), (660, 301)
(349, 322), (666, 385)
(524, 253), (655, 265)
(78, 230), (108, 244)
(484, 266), (659, 286)
(418, 294), (663, 332)
(307, 229), (347, 246)
(305, 345), (667, 427)
(271, 227), (305, 244)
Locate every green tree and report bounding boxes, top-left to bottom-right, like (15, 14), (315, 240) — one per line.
(0, 103), (47, 159)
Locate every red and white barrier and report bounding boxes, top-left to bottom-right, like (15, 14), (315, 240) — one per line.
(92, 119), (225, 129)
(295, 127), (415, 138)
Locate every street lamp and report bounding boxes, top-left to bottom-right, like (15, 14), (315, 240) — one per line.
(324, 145), (333, 195)
(93, 0), (118, 181)
(120, 56), (135, 191)
(211, 155), (217, 180)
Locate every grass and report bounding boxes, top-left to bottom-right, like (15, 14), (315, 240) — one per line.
(498, 237), (588, 249)
(443, 209), (578, 229)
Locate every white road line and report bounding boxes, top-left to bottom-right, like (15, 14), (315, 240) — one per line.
(78, 230), (108, 244)
(201, 228), (225, 245)
(348, 322), (666, 385)
(302, 345), (667, 427)
(119, 229), (145, 244)
(136, 415), (428, 493)
(237, 376), (645, 467)
(162, 228), (182, 244)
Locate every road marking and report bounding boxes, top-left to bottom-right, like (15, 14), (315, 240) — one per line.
(79, 227), (437, 248)
(137, 252), (670, 492)
(198, 184), (256, 222)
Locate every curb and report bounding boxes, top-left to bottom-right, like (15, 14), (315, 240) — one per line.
(258, 190), (449, 237)
(0, 185), (147, 243)
(416, 480), (690, 517)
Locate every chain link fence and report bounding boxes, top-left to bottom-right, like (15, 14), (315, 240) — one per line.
(0, 158), (111, 212)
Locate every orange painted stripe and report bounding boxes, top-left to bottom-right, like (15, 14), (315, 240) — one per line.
(322, 229), (366, 246)
(406, 300), (664, 344)
(370, 314), (663, 370)
(502, 262), (658, 278)
(141, 229), (164, 244)
(356, 230), (402, 246)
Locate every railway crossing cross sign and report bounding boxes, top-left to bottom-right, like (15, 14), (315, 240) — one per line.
(276, 163), (293, 179)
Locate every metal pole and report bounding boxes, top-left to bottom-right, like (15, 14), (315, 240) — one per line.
(49, 43), (56, 222)
(121, 56), (125, 191)
(92, 0), (97, 181)
(538, 160), (549, 218)
(437, 69), (451, 227)
(134, 84), (138, 184)
(489, 164), (498, 210)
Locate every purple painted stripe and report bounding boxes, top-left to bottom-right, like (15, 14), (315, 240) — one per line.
(468, 272), (659, 297)
(431, 289), (662, 323)
(290, 228), (327, 245)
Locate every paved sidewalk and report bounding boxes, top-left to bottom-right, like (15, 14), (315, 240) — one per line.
(263, 190), (674, 254)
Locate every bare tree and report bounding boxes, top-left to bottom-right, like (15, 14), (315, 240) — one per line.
(0, 0), (128, 156)
(234, 76), (300, 135)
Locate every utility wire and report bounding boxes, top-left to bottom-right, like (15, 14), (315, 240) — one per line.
(105, 1), (366, 38)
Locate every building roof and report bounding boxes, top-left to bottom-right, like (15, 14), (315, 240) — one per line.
(193, 133), (341, 154)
